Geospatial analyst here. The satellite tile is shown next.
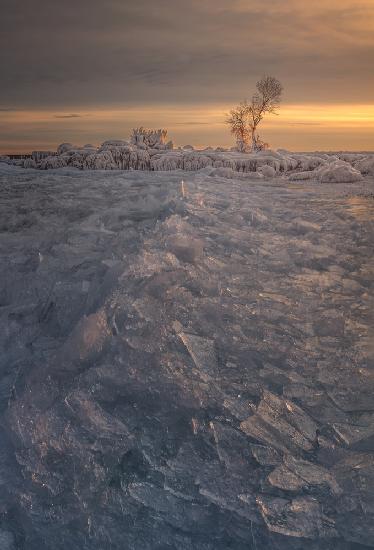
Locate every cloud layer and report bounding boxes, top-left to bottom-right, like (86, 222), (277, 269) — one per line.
(1, 0), (374, 107)
(0, 0), (373, 150)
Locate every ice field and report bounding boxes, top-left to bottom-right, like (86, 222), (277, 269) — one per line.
(0, 161), (373, 549)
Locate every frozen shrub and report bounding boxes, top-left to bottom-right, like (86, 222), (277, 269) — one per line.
(131, 127), (170, 148)
(151, 153), (183, 171)
(23, 158), (37, 169)
(39, 155), (67, 170)
(83, 151), (116, 170)
(32, 150), (56, 162)
(183, 153), (212, 171)
(316, 161), (363, 183)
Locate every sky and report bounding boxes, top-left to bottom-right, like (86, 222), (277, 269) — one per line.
(1, 0), (374, 153)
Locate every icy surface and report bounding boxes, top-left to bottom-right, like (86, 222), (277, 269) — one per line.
(0, 164), (373, 549)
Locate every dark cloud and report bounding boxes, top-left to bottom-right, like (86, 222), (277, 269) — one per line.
(54, 114), (82, 119)
(0, 0), (373, 108)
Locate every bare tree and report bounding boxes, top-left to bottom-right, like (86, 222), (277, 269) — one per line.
(226, 102), (250, 152)
(226, 76), (283, 152)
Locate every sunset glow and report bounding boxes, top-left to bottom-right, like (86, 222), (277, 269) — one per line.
(2, 104), (374, 154)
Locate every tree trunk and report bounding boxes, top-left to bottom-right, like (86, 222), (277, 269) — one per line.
(251, 127), (257, 152)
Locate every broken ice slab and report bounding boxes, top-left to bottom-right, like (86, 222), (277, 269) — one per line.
(64, 390), (131, 440)
(199, 476), (259, 522)
(332, 453), (374, 546)
(268, 455), (342, 495)
(250, 444), (282, 466)
(256, 495), (337, 539)
(240, 390), (317, 454)
(128, 481), (218, 533)
(332, 417), (374, 447)
(222, 395), (256, 421)
(179, 332), (218, 378)
(318, 362), (374, 412)
(209, 421), (253, 471)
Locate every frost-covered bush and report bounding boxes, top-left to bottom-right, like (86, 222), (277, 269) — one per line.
(151, 153), (183, 171)
(12, 128), (373, 181)
(183, 153), (212, 171)
(83, 151), (116, 170)
(23, 158), (37, 169)
(316, 161), (363, 183)
(39, 155), (68, 170)
(130, 127), (172, 149)
(32, 150), (57, 163)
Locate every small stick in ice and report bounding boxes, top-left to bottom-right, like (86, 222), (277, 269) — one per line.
(181, 180), (186, 198)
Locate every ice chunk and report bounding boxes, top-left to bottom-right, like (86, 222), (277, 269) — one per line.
(257, 165), (276, 178)
(179, 333), (218, 377)
(240, 390), (317, 453)
(256, 495), (337, 538)
(268, 455), (342, 495)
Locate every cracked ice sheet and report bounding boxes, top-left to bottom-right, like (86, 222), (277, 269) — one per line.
(0, 164), (373, 549)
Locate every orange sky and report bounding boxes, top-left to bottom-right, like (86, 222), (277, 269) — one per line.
(1, 104), (374, 154)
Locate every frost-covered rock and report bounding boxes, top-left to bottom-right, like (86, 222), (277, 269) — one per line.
(316, 160), (363, 183)
(354, 155), (374, 176)
(257, 165), (276, 178)
(210, 167), (236, 179)
(338, 153), (365, 163)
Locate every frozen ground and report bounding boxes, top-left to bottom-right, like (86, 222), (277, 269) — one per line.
(0, 164), (373, 549)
